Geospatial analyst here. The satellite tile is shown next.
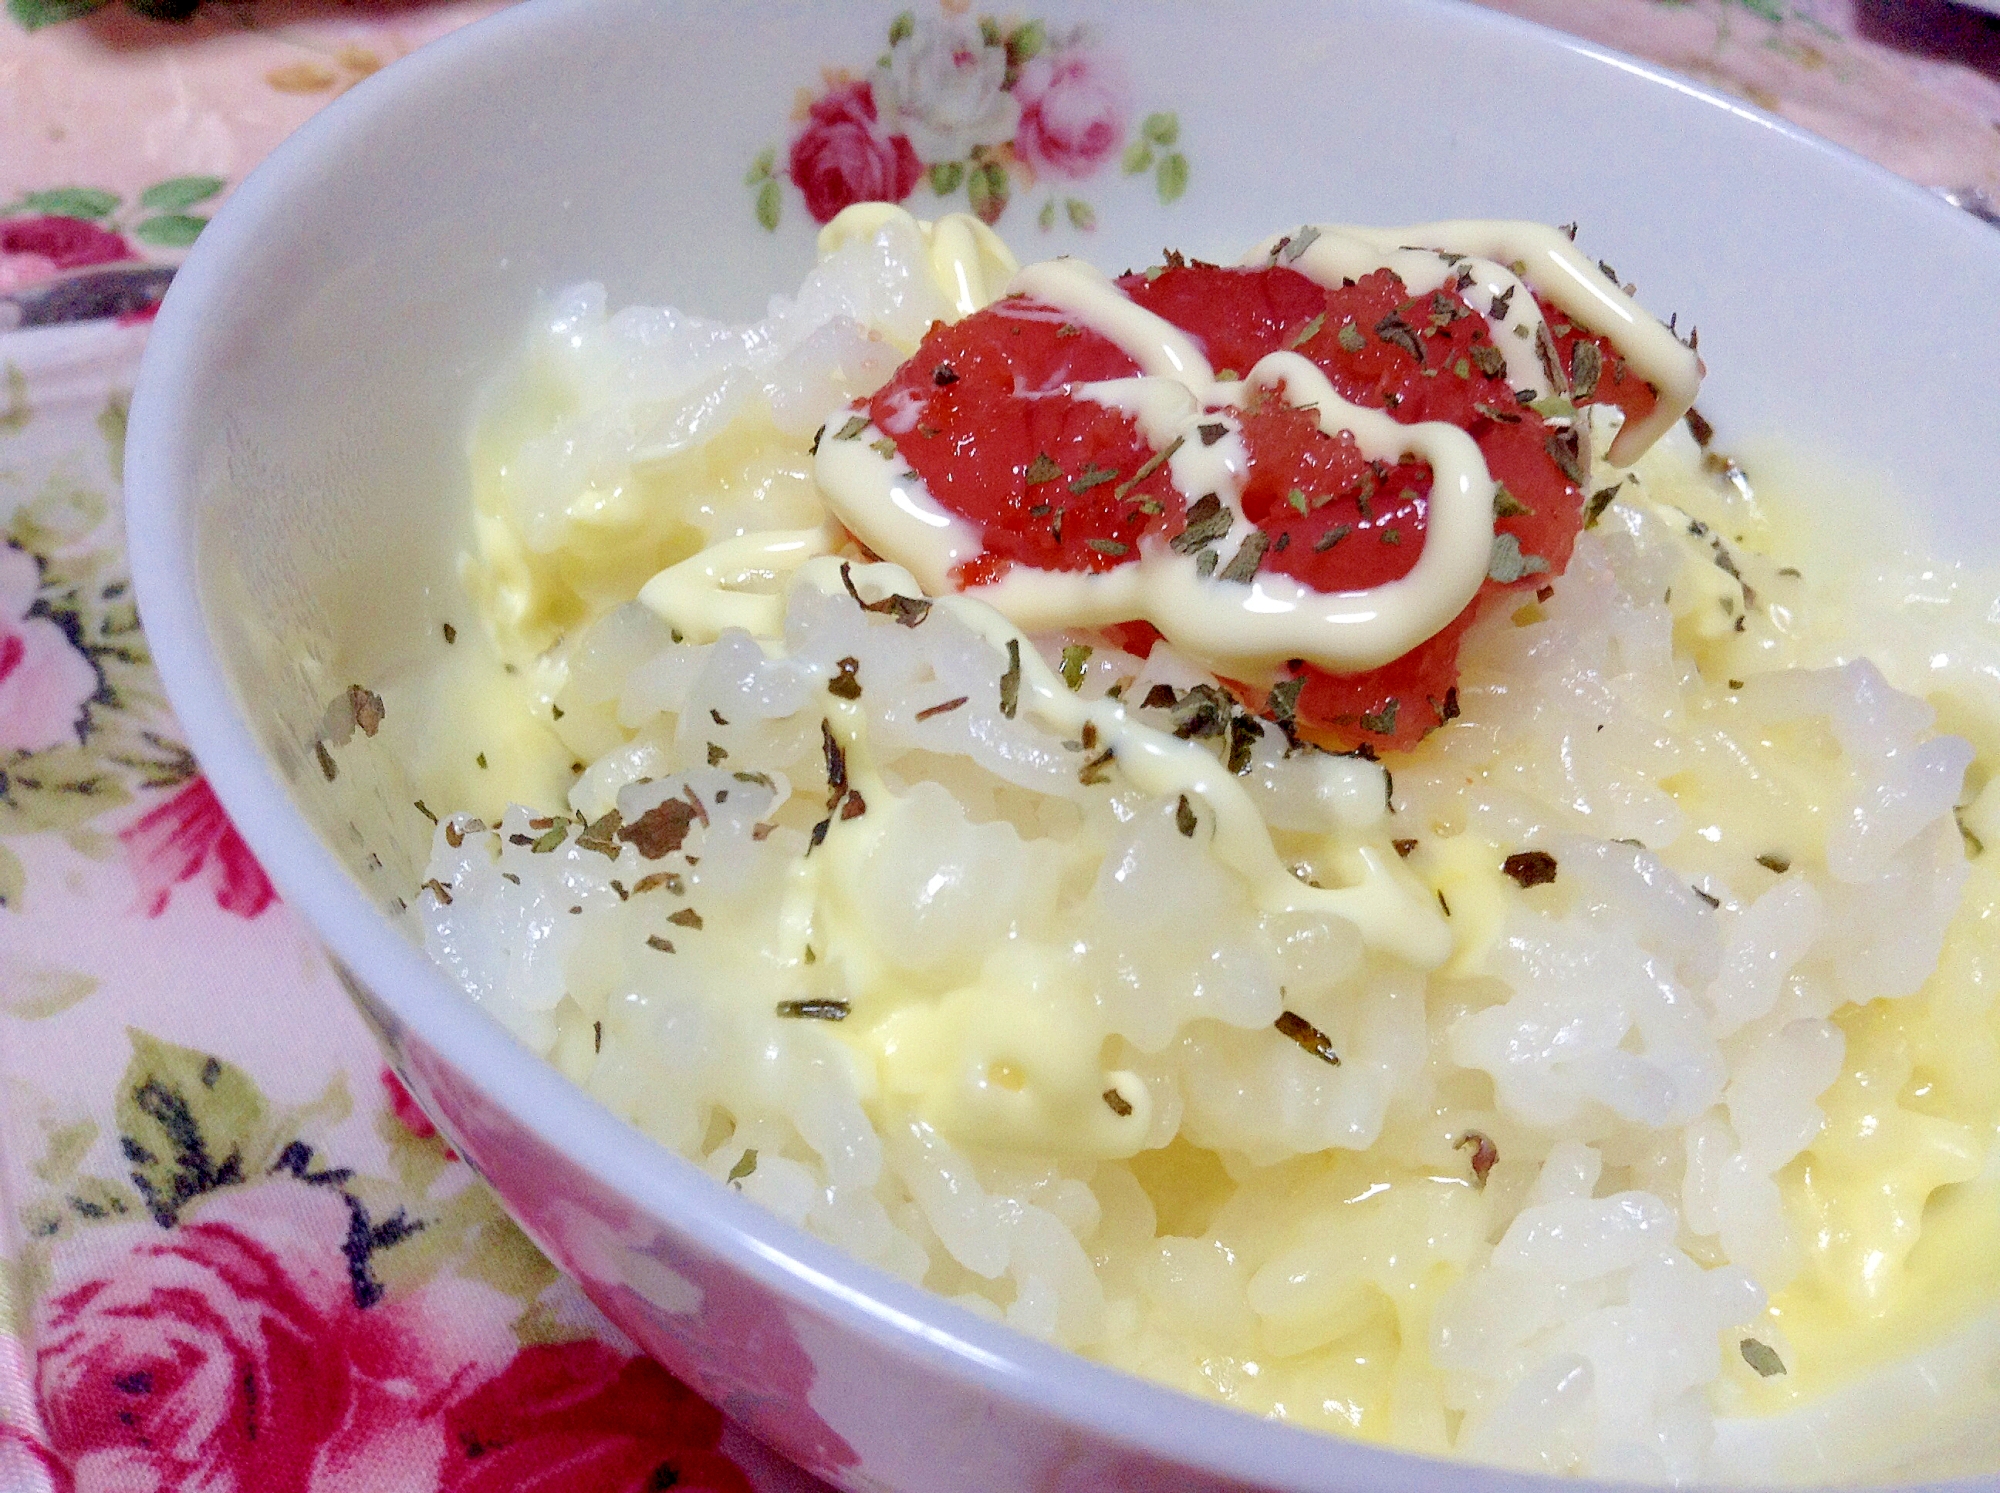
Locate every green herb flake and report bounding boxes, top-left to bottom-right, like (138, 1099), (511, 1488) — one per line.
(1740, 1339), (1787, 1378)
(727, 1148), (759, 1184)
(1102, 1088), (1134, 1117)
(777, 998), (850, 1021)
(1756, 853), (1791, 874)
(1489, 532), (1551, 584)
(1267, 675), (1304, 726)
(1358, 699), (1400, 737)
(827, 655), (863, 700)
(1175, 794), (1199, 837)
(1287, 487), (1310, 516)
(1197, 422), (1229, 446)
(1336, 321), (1366, 354)
(646, 934), (675, 954)
(834, 415), (869, 441)
(1571, 340), (1603, 400)
(869, 436), (898, 458)
(999, 639), (1022, 719)
(1501, 850), (1558, 888)
(1274, 1010), (1341, 1066)
(1493, 484), (1532, 518)
(1584, 482), (1623, 528)
(530, 827), (567, 854)
(1025, 452), (1062, 485)
(1313, 523), (1353, 552)
(1288, 312), (1327, 349)
(1170, 493), (1233, 555)
(1469, 342), (1506, 377)
(1060, 644), (1092, 690)
(1114, 435), (1183, 499)
(1217, 531), (1270, 584)
(1069, 464), (1120, 494)
(1085, 537), (1130, 557)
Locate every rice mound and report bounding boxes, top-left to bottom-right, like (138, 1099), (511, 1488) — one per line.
(419, 220), (2000, 1482)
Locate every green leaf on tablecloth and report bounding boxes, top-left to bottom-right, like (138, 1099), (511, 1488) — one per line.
(465, 1211), (558, 1301)
(512, 1297), (589, 1347)
(33, 1119), (98, 1185)
(117, 1030), (271, 1226)
(134, 213), (208, 248)
(1156, 152), (1190, 205)
(18, 186), (120, 221)
(64, 1174), (140, 1223)
(140, 175), (225, 212)
(361, 1166), (500, 1298)
(754, 179), (780, 234)
(4, 0), (104, 29)
(98, 392), (128, 484)
(0, 365), (28, 434)
(0, 959), (97, 1019)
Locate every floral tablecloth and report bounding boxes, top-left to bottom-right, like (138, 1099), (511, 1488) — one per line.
(0, 2), (1995, 1488)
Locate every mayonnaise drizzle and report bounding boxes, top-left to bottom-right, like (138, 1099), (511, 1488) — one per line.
(797, 555), (1450, 969)
(813, 221), (1701, 682)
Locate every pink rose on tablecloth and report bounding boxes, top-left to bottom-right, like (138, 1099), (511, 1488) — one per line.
(872, 19), (1020, 163)
(787, 80), (923, 225)
(1013, 45), (1130, 180)
(0, 543), (98, 755)
(33, 1179), (513, 1493)
(120, 776), (277, 920)
(0, 215), (133, 294)
(0, 540), (96, 756)
(437, 1339), (752, 1493)
(382, 1067), (457, 1158)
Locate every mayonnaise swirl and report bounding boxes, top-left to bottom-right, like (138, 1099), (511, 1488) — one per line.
(813, 220), (1700, 682)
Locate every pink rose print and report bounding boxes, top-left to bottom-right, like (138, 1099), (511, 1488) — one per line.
(1013, 46), (1130, 180)
(872, 18), (1020, 163)
(0, 543), (98, 755)
(33, 1179), (513, 1493)
(438, 1339), (752, 1493)
(0, 215), (133, 295)
(119, 776), (277, 920)
(0, 1425), (72, 1493)
(787, 80), (923, 226)
(382, 1067), (457, 1158)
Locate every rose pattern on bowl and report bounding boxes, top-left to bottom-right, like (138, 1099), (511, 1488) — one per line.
(747, 3), (1188, 232)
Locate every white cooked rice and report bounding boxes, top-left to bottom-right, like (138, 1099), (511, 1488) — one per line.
(416, 220), (2000, 1483)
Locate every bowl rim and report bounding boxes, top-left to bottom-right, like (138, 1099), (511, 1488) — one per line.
(119, 1), (1999, 1488)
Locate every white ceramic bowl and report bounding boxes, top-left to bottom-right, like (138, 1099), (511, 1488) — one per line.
(124, 1), (2000, 1487)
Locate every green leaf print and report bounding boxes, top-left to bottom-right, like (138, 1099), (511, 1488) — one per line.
(968, 160), (1010, 225)
(0, 959), (97, 1019)
(134, 213), (207, 248)
(116, 1030), (271, 1226)
(18, 187), (120, 221)
(1156, 151), (1190, 205)
(139, 175), (224, 212)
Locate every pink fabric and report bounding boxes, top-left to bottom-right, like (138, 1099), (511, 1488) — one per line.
(0, 4), (1992, 1491)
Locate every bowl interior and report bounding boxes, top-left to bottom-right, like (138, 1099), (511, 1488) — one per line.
(125, 0), (2000, 1487)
